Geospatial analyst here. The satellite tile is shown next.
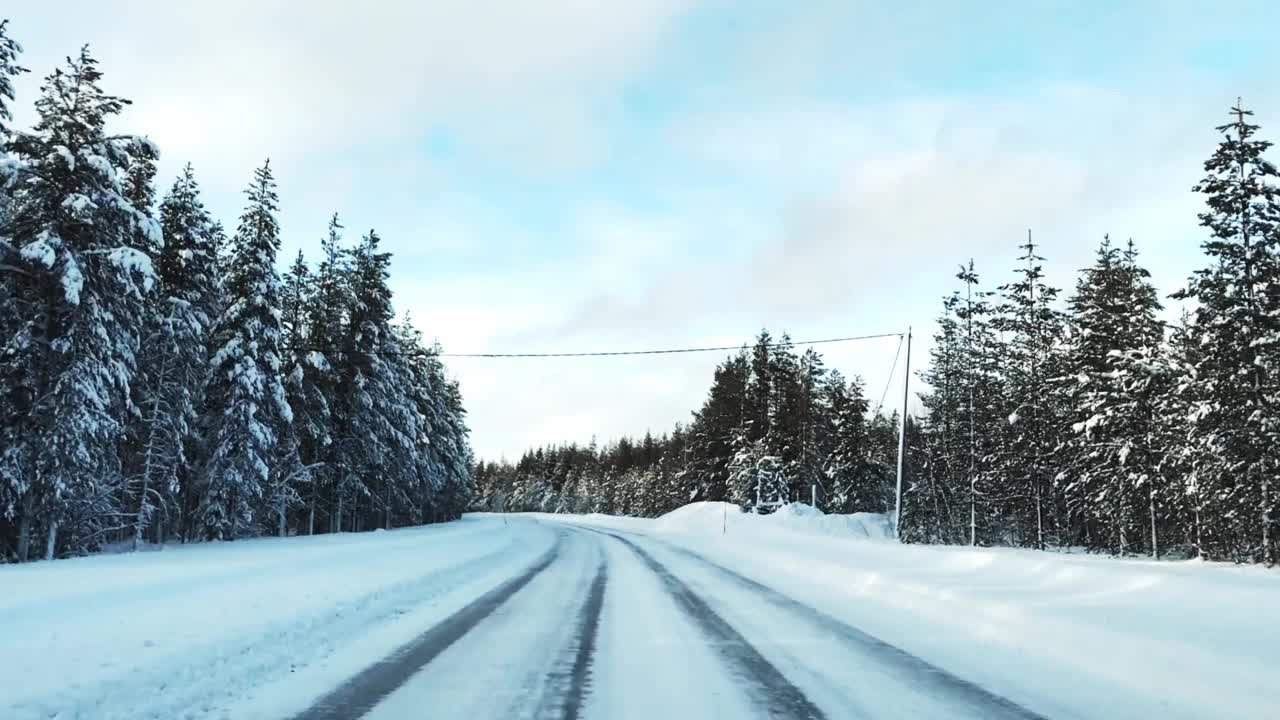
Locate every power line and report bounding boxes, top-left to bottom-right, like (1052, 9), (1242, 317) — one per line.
(297, 332), (903, 359)
(430, 332), (904, 358)
(873, 333), (905, 417)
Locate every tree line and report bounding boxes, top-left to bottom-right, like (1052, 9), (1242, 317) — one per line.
(909, 102), (1279, 566)
(0, 24), (473, 562)
(475, 331), (903, 520)
(482, 102), (1280, 567)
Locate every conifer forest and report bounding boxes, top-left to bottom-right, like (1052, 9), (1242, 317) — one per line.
(0, 25), (474, 561)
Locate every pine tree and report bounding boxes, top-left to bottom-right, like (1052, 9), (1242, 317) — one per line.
(1176, 101), (1280, 564)
(128, 164), (220, 547)
(917, 291), (967, 542)
(1063, 237), (1166, 555)
(952, 260), (1002, 545)
(0, 19), (26, 142)
(281, 248), (331, 534)
(823, 371), (874, 513)
(1157, 312), (1202, 556)
(1, 48), (158, 559)
(199, 160), (294, 539)
(994, 235), (1065, 549)
(680, 350), (749, 503)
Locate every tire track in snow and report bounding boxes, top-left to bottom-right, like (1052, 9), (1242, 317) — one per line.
(626, 530), (1047, 720)
(594, 529), (827, 720)
(533, 538), (609, 720)
(292, 532), (564, 720)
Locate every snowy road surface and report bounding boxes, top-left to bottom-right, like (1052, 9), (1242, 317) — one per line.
(3, 509), (1278, 719)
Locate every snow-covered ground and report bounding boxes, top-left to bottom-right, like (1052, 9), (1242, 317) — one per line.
(549, 502), (1280, 719)
(2, 504), (1276, 720)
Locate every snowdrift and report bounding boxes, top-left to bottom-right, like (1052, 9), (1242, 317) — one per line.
(648, 500), (893, 541)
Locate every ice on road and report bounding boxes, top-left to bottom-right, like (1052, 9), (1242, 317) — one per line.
(2, 507), (1277, 719)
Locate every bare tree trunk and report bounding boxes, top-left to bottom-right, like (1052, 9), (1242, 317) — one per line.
(16, 492), (33, 562)
(1262, 463), (1272, 567)
(1149, 484), (1160, 560)
(45, 520), (57, 561)
(134, 369), (166, 552)
(335, 490), (344, 533)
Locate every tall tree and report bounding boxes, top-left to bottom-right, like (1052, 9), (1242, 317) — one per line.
(1062, 237), (1166, 555)
(994, 234), (1065, 549)
(128, 164), (220, 546)
(1176, 101), (1280, 564)
(199, 160), (294, 539)
(281, 248), (332, 535)
(1, 48), (157, 559)
(0, 19), (25, 142)
(679, 350), (749, 503)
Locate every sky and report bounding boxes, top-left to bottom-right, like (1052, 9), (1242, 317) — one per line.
(5, 1), (1279, 460)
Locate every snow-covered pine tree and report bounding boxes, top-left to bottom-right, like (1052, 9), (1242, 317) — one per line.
(953, 260), (1003, 545)
(1156, 311), (1203, 556)
(793, 347), (829, 503)
(748, 330), (773, 444)
(916, 291), (968, 542)
(0, 19), (28, 555)
(822, 371), (876, 513)
(281, 248), (333, 534)
(1176, 102), (1280, 564)
(1, 47), (158, 559)
(1062, 237), (1166, 555)
(994, 235), (1065, 549)
(199, 159), (295, 539)
(0, 19), (25, 143)
(126, 164), (220, 547)
(680, 350), (749, 503)
(329, 229), (422, 531)
(765, 335), (804, 496)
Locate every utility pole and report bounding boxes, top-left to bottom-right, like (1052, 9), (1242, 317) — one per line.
(894, 327), (912, 541)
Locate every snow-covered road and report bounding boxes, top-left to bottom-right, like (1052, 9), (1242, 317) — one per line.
(4, 509), (1277, 719)
(292, 521), (1040, 720)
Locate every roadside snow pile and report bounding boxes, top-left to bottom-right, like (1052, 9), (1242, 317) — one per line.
(646, 500), (892, 541)
(652, 501), (742, 534)
(764, 502), (893, 540)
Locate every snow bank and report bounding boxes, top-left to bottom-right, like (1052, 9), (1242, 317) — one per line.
(652, 500), (742, 534)
(550, 504), (1280, 719)
(642, 500), (893, 542)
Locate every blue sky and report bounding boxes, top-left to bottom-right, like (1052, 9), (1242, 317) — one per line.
(6, 1), (1279, 458)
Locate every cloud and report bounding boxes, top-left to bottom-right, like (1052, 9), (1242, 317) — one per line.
(8, 0), (697, 183)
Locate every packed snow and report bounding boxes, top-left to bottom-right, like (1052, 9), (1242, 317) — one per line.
(2, 505), (1276, 720)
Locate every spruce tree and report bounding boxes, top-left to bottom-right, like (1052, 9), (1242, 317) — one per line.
(1063, 237), (1165, 555)
(199, 160), (294, 539)
(1, 48), (158, 559)
(680, 350), (749, 503)
(994, 235), (1065, 549)
(128, 164), (220, 546)
(0, 19), (25, 142)
(281, 249), (332, 534)
(1176, 101), (1280, 564)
